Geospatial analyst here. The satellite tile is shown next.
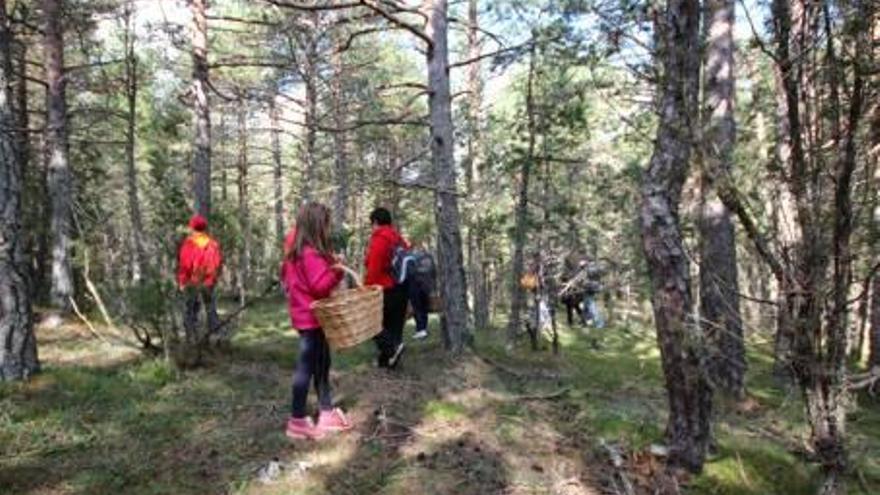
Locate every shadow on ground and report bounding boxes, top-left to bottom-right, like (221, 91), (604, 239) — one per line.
(4, 302), (879, 495)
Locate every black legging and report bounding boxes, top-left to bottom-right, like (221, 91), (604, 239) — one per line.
(291, 329), (333, 418)
(408, 278), (431, 332)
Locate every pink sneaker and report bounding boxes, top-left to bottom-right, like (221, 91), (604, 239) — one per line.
(316, 408), (353, 434)
(285, 417), (324, 440)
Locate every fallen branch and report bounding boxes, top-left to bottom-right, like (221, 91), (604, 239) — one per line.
(474, 352), (568, 381)
(502, 387), (570, 402)
(848, 367), (880, 393)
(600, 439), (636, 495)
(68, 296), (113, 345)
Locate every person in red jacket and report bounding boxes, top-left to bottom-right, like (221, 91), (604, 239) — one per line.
(177, 214), (223, 344)
(365, 207), (409, 368)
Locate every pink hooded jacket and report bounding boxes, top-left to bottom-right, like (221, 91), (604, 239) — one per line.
(280, 245), (344, 331)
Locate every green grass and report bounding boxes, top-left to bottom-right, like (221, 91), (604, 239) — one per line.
(476, 315), (880, 495)
(3, 302), (879, 494)
(423, 400), (468, 421)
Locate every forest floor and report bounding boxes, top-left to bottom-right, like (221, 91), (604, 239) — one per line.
(2, 300), (879, 495)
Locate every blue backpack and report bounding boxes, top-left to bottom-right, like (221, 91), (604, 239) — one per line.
(390, 242), (410, 285)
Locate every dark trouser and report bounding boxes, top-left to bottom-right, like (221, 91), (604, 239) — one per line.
(562, 294), (586, 327)
(183, 286), (220, 344)
(374, 285), (408, 361)
(408, 279), (430, 333)
(291, 329), (333, 418)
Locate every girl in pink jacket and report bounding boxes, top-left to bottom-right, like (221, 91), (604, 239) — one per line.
(280, 202), (351, 440)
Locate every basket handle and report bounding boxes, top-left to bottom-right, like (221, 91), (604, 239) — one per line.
(335, 263), (364, 287)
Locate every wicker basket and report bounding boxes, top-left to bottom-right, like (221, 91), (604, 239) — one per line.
(312, 265), (383, 350)
(428, 294), (443, 314)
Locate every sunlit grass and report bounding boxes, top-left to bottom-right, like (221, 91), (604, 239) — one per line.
(3, 301), (879, 494)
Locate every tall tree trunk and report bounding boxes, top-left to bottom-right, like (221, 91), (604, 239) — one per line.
(123, 0), (147, 282)
(13, 24), (34, 296)
(639, 0), (711, 473)
(190, 0), (211, 217)
(237, 101), (250, 305)
(505, 45), (537, 347)
(850, 275), (869, 363)
(871, 274), (880, 368)
(700, 0), (745, 399)
(43, 0), (73, 311)
(331, 34), (348, 226)
(219, 112), (227, 202)
(465, 0), (489, 331)
(301, 25), (318, 203)
(426, 0), (470, 353)
(270, 95), (284, 246)
(775, 2), (867, 492)
(870, 72), (880, 369)
(769, 0), (806, 380)
(386, 137), (402, 217)
(0, 0), (39, 381)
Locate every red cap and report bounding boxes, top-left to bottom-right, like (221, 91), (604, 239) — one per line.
(188, 214), (208, 232)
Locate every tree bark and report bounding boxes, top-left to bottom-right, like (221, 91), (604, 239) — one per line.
(700, 0), (745, 399)
(639, 0), (711, 473)
(331, 31), (348, 226)
(190, 0), (211, 218)
(300, 20), (319, 203)
(43, 0), (73, 311)
(871, 70), (880, 369)
(237, 100), (250, 305)
(13, 21), (34, 297)
(270, 94), (284, 246)
(465, 0), (490, 331)
(505, 44), (537, 347)
(0, 0), (39, 381)
(426, 0), (470, 353)
(219, 112), (227, 202)
(123, 0), (147, 282)
(871, 274), (880, 367)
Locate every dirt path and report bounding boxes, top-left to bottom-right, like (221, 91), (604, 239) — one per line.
(240, 341), (603, 495)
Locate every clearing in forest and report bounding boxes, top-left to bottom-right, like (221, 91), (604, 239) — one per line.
(2, 302), (879, 495)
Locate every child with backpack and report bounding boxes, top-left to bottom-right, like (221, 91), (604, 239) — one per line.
(399, 242), (436, 340)
(280, 202), (352, 440)
(365, 207), (409, 368)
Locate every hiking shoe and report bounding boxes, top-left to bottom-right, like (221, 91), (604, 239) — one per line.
(388, 342), (406, 369)
(376, 353), (390, 368)
(413, 329), (428, 340)
(317, 408), (353, 434)
(285, 417), (323, 440)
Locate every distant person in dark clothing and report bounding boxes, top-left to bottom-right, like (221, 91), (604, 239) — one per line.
(580, 259), (606, 329)
(364, 208), (408, 368)
(400, 242), (436, 340)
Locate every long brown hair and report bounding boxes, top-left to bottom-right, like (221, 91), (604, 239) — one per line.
(288, 202), (334, 261)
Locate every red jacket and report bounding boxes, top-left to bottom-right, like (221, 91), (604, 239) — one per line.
(177, 232), (223, 288)
(364, 225), (406, 289)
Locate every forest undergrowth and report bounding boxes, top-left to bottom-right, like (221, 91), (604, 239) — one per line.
(1, 301), (878, 495)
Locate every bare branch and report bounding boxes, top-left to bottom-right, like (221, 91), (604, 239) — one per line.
(359, 0), (432, 47)
(316, 115), (429, 133)
(263, 0), (363, 11)
(65, 58), (123, 72)
(449, 40), (532, 70)
(209, 57), (289, 69)
(206, 14), (279, 27)
(713, 170), (787, 282)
